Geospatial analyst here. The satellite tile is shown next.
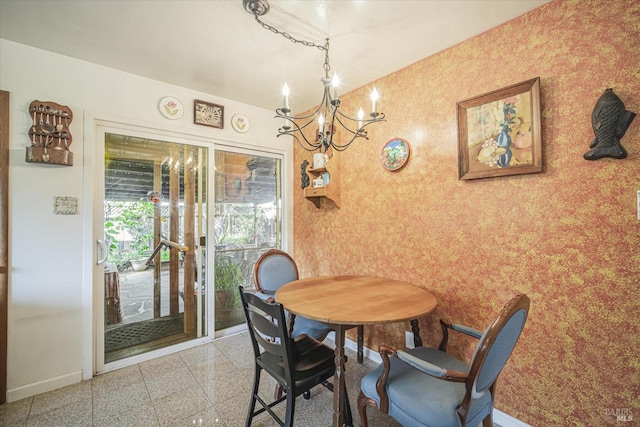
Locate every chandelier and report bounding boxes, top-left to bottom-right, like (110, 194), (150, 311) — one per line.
(243, 0), (385, 152)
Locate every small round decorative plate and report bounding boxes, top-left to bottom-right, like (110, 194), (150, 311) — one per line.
(381, 138), (410, 171)
(231, 113), (250, 133)
(158, 96), (184, 120)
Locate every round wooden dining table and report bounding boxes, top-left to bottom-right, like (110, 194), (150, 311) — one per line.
(276, 275), (437, 427)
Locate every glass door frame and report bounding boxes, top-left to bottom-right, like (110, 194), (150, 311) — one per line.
(82, 114), (293, 378)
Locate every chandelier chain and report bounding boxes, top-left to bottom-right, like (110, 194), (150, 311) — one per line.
(252, 14), (327, 52)
(252, 14), (331, 76)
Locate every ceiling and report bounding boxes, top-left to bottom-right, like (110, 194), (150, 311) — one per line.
(0, 0), (549, 112)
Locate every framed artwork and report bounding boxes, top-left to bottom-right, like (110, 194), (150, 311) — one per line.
(194, 99), (224, 128)
(381, 138), (410, 171)
(457, 77), (542, 180)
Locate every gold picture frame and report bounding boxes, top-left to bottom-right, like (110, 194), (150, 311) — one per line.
(194, 99), (224, 129)
(457, 77), (542, 180)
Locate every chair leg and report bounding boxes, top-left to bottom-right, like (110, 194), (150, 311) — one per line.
(357, 391), (370, 427)
(482, 412), (494, 427)
(357, 325), (364, 363)
(283, 385), (296, 427)
(245, 367), (262, 427)
(343, 381), (353, 427)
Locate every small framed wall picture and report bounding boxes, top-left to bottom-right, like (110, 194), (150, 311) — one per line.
(194, 99), (224, 129)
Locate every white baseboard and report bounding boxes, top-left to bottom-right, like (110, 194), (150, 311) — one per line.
(326, 332), (530, 427)
(493, 409), (531, 427)
(7, 370), (83, 403)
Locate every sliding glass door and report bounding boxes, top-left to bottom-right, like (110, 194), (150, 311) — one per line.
(103, 133), (208, 363)
(213, 150), (282, 331)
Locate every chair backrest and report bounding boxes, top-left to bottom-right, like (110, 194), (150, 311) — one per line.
(238, 285), (295, 381)
(253, 249), (299, 295)
(466, 294), (530, 397)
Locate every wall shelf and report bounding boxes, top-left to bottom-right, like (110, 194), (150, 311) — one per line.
(304, 151), (340, 208)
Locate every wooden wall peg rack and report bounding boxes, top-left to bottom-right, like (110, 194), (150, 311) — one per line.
(26, 100), (73, 166)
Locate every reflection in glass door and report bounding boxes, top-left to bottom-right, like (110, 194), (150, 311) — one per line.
(103, 133), (207, 363)
(213, 150), (281, 331)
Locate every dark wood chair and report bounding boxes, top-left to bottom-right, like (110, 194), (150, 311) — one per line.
(358, 294), (530, 427)
(239, 286), (352, 426)
(253, 249), (365, 363)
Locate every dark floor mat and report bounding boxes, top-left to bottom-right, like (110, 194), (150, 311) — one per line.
(105, 317), (184, 353)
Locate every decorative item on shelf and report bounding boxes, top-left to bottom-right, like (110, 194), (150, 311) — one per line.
(457, 77), (542, 180)
(313, 152), (326, 169)
(243, 0), (385, 152)
(322, 172), (330, 186)
(158, 96), (184, 119)
(194, 99), (224, 128)
(381, 138), (410, 171)
(300, 160), (310, 189)
(26, 100), (73, 166)
(583, 88), (635, 161)
(231, 113), (250, 133)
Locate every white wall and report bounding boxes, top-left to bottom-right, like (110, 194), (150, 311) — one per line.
(0, 39), (292, 401)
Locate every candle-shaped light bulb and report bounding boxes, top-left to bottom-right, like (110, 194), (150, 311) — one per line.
(332, 74), (340, 99)
(357, 108), (364, 128)
(371, 87), (379, 113)
(318, 114), (325, 134)
(282, 83), (290, 110)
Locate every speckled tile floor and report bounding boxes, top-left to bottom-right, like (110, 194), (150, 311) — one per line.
(0, 333), (405, 427)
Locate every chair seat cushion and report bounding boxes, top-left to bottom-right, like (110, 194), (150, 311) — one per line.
(258, 334), (335, 391)
(291, 315), (331, 341)
(290, 334), (335, 379)
(360, 347), (492, 427)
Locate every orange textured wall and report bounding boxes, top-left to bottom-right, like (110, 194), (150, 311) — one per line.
(293, 0), (639, 425)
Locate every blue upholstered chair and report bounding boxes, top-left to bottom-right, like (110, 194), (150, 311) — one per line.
(253, 249), (365, 363)
(253, 249), (332, 340)
(358, 294), (530, 427)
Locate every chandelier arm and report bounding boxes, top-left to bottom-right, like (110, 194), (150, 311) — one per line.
(277, 114), (308, 135)
(334, 108), (386, 124)
(278, 129), (322, 151)
(276, 103), (325, 122)
(276, 84), (330, 122)
(288, 117), (322, 133)
(332, 111), (386, 142)
(277, 116), (323, 151)
(279, 132), (321, 152)
(332, 115), (362, 138)
(326, 134), (360, 151)
(277, 111), (325, 133)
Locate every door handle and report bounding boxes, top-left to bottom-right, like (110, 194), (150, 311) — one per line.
(97, 239), (108, 265)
